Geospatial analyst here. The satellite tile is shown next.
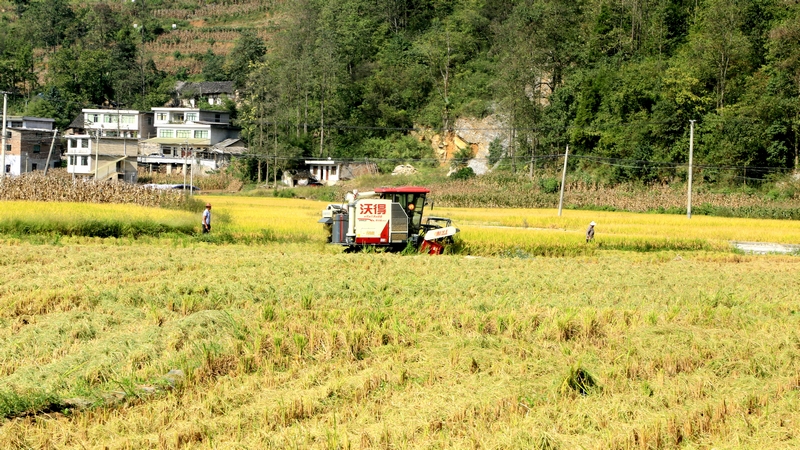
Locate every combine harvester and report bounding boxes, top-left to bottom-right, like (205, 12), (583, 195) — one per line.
(318, 186), (459, 254)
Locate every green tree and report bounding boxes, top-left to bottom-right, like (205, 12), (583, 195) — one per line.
(202, 50), (227, 82)
(21, 0), (75, 50)
(684, 0), (752, 110)
(226, 30), (266, 88)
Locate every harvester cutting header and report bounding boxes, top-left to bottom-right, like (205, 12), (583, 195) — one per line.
(318, 187), (459, 254)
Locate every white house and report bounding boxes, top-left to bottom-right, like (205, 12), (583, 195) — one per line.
(64, 109), (153, 182)
(303, 159), (379, 186)
(139, 107), (242, 174)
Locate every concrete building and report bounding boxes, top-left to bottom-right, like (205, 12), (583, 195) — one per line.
(302, 159), (379, 186)
(139, 107), (242, 174)
(64, 109), (154, 182)
(173, 81), (237, 107)
(3, 128), (61, 176)
(4, 116), (56, 131)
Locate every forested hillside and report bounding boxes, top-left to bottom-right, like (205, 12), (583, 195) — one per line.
(3, 0), (800, 185)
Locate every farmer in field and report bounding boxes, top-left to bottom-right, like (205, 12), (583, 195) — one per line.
(586, 221), (596, 243)
(202, 203), (212, 233)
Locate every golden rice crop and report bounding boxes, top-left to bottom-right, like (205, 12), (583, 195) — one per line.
(1, 200), (196, 226)
(196, 196), (800, 252)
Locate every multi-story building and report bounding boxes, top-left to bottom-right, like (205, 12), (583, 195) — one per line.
(3, 124), (61, 176)
(139, 107), (242, 174)
(64, 109), (154, 182)
(4, 116), (56, 130)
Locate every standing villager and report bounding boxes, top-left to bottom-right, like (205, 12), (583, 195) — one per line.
(586, 221), (595, 243)
(202, 203), (212, 233)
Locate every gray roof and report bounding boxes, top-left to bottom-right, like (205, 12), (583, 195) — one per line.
(211, 138), (247, 155)
(67, 114), (85, 130)
(176, 81), (235, 96)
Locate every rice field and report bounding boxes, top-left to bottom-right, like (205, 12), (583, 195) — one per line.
(0, 196), (799, 449)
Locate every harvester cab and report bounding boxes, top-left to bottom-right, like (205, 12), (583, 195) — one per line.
(319, 186), (459, 254)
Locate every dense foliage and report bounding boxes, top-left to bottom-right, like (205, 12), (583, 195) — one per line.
(3, 0), (800, 185)
(241, 0), (800, 184)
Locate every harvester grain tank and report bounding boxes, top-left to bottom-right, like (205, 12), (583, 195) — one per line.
(318, 186), (459, 254)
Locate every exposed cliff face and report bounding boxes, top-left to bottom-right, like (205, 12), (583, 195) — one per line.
(412, 115), (509, 175)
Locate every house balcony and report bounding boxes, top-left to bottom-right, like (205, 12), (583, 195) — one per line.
(66, 148), (93, 155)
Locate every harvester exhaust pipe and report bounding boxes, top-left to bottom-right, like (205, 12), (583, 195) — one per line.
(345, 191), (357, 242)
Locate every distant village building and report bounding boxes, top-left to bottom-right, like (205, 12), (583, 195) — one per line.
(139, 107), (243, 174)
(3, 127), (61, 176)
(296, 159), (379, 186)
(282, 170), (320, 187)
(172, 81), (237, 107)
(64, 109), (154, 182)
(4, 116), (56, 130)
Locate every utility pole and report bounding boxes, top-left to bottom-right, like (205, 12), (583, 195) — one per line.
(189, 148), (194, 196)
(182, 141), (187, 192)
(94, 128), (100, 179)
(687, 120), (695, 219)
(558, 144), (569, 217)
(44, 129), (58, 175)
(0, 91), (8, 183)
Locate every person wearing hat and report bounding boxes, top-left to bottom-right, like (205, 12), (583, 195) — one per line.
(202, 203), (212, 233)
(586, 221), (596, 243)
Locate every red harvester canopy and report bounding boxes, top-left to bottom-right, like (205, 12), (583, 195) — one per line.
(374, 186), (431, 194)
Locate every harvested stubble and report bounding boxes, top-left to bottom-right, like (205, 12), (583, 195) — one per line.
(0, 242), (799, 448)
(0, 170), (187, 208)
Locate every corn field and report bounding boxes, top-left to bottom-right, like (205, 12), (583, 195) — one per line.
(147, 27), (271, 72)
(0, 170), (187, 208)
(152, 0), (274, 19)
(428, 177), (800, 213)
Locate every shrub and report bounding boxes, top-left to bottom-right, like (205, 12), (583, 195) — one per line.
(450, 167), (476, 180)
(539, 177), (560, 194)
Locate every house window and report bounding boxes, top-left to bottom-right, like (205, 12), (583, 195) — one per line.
(80, 156), (88, 166)
(194, 130), (209, 139)
(176, 130), (190, 139)
(4, 144), (9, 152)
(31, 163), (37, 171)
(69, 155), (75, 165)
(120, 115), (136, 124)
(87, 114), (99, 123)
(104, 114), (117, 123)
(330, 166), (337, 176)
(172, 113), (184, 123)
(214, 114), (221, 123)
(163, 148), (172, 155)
(105, 131), (119, 137)
(156, 113), (167, 121)
(147, 117), (153, 125)
(159, 129), (174, 138)
(4, 165), (8, 173)
(33, 144), (40, 153)
(81, 139), (89, 148)
(186, 113), (198, 122)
